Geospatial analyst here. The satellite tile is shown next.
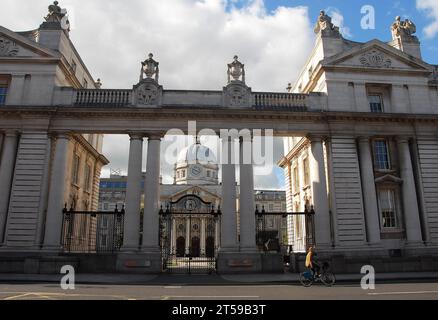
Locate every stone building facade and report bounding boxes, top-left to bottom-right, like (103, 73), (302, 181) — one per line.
(279, 11), (438, 272)
(1, 3), (438, 274)
(0, 2), (108, 250)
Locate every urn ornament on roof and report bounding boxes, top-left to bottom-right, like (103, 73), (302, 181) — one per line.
(227, 55), (245, 84)
(140, 53), (160, 83)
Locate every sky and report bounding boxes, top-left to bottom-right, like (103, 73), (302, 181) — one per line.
(1, 0), (438, 190)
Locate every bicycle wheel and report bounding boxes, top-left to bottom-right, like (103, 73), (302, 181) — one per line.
(299, 272), (314, 287)
(321, 272), (336, 287)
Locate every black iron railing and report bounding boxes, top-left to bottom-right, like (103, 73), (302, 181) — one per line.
(61, 206), (125, 254)
(255, 206), (315, 253)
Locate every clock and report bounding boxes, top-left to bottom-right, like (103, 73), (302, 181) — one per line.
(191, 165), (202, 176)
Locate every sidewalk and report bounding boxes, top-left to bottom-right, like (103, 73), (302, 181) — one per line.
(0, 272), (437, 285)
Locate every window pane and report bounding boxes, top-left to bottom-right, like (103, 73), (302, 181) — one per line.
(374, 140), (390, 170)
(0, 86), (8, 105)
(368, 95), (383, 113)
(379, 189), (397, 229)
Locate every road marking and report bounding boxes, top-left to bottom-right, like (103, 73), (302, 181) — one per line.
(0, 291), (135, 300)
(161, 296), (260, 299)
(164, 286), (182, 289)
(368, 291), (438, 296)
(4, 293), (34, 300)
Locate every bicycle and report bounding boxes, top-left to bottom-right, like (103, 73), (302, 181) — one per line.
(299, 262), (336, 287)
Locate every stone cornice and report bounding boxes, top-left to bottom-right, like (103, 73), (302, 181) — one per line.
(1, 107), (438, 129)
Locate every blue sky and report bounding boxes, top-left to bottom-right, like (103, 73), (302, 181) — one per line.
(233, 0), (438, 64)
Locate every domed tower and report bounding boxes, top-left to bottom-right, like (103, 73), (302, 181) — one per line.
(175, 142), (219, 185)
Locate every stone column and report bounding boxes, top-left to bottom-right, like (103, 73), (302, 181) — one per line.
(0, 131), (19, 244)
(220, 137), (238, 251)
(358, 137), (381, 245)
(141, 134), (162, 252)
(239, 136), (257, 252)
(122, 134), (143, 251)
(309, 136), (331, 249)
(397, 137), (423, 244)
(201, 217), (206, 255)
(43, 133), (71, 250)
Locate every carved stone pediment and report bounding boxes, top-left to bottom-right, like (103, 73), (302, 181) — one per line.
(359, 49), (392, 68)
(133, 79), (162, 107)
(375, 174), (403, 185)
(223, 81), (251, 108)
(0, 36), (19, 57)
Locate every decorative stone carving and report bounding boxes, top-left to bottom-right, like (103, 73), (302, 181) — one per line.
(133, 79), (162, 107)
(45, 1), (64, 22)
(41, 1), (70, 32)
(0, 37), (19, 57)
(359, 50), (392, 68)
(391, 16), (417, 40)
(140, 53), (159, 83)
(227, 56), (245, 84)
(223, 81), (251, 108)
(314, 10), (340, 36)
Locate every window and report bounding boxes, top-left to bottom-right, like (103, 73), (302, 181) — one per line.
(373, 140), (391, 170)
(72, 154), (80, 185)
(182, 170), (186, 178)
(84, 164), (91, 192)
(103, 203), (109, 211)
(293, 166), (299, 193)
(83, 79), (88, 88)
(368, 94), (383, 113)
(0, 78), (9, 105)
(207, 170), (211, 178)
(303, 157), (310, 186)
(269, 203), (274, 212)
(378, 189), (398, 229)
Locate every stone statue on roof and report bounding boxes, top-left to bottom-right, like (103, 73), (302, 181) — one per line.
(391, 16), (417, 40)
(314, 10), (340, 35)
(45, 1), (65, 22)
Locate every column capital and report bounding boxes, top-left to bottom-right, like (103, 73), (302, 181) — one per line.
(145, 132), (165, 140)
(2, 130), (19, 138)
(396, 136), (412, 144)
(306, 134), (327, 143)
(50, 131), (72, 140)
(128, 132), (144, 140)
(357, 136), (372, 144)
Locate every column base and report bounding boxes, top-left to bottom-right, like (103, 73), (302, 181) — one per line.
(404, 241), (425, 248)
(217, 251), (262, 274)
(116, 252), (161, 274)
(121, 245), (140, 253)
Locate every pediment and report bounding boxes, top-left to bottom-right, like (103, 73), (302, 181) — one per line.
(375, 174), (403, 185)
(323, 40), (430, 72)
(0, 26), (58, 59)
(167, 186), (221, 203)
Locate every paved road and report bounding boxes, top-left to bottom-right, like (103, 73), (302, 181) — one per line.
(0, 282), (437, 300)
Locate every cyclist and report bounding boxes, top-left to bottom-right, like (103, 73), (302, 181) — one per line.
(305, 246), (321, 277)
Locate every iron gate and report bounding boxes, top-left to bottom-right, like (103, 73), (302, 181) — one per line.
(159, 195), (221, 274)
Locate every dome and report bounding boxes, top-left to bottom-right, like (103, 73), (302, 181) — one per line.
(177, 143), (217, 164)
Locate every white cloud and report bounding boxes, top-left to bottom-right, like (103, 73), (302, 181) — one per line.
(325, 7), (352, 38)
(0, 0), (315, 189)
(417, 0), (438, 38)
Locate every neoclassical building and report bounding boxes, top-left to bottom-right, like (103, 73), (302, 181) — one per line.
(279, 11), (438, 271)
(0, 2), (108, 254)
(0, 3), (437, 274)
